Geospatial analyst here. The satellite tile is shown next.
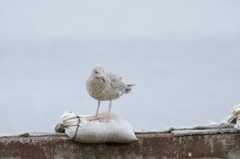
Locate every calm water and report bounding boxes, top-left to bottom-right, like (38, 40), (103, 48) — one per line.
(0, 37), (240, 133)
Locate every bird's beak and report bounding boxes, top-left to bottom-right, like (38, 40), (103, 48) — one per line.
(101, 76), (105, 82)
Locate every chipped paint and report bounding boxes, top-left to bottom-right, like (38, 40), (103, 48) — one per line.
(1, 132), (240, 158)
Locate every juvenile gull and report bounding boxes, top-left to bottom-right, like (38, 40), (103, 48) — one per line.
(86, 65), (135, 122)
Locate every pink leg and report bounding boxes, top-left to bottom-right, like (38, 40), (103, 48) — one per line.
(99, 101), (112, 122)
(87, 101), (100, 120)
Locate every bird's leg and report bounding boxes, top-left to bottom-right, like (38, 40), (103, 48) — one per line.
(99, 101), (112, 122)
(87, 101), (100, 120)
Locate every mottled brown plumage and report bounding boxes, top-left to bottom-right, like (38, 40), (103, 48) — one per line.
(86, 64), (135, 122)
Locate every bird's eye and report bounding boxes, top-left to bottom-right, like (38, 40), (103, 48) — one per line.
(95, 71), (98, 73)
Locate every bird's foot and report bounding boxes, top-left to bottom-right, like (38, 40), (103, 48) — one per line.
(87, 115), (99, 121)
(99, 116), (109, 122)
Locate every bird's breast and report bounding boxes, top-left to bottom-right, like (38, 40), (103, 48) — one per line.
(86, 78), (109, 101)
(86, 78), (122, 101)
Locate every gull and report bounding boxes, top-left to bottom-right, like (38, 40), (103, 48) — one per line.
(86, 64), (135, 122)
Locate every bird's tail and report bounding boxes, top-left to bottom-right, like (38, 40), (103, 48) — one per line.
(126, 84), (136, 93)
(127, 84), (136, 87)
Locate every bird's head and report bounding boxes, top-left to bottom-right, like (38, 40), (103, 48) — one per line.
(92, 65), (105, 82)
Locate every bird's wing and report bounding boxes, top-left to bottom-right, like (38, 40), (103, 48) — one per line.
(105, 72), (124, 88)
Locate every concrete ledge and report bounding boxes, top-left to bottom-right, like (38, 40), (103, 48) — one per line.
(1, 130), (240, 159)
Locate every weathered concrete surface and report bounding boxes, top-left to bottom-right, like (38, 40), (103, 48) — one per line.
(1, 132), (240, 159)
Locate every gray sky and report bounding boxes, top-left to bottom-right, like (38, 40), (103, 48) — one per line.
(0, 0), (240, 40)
(1, 1), (240, 133)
